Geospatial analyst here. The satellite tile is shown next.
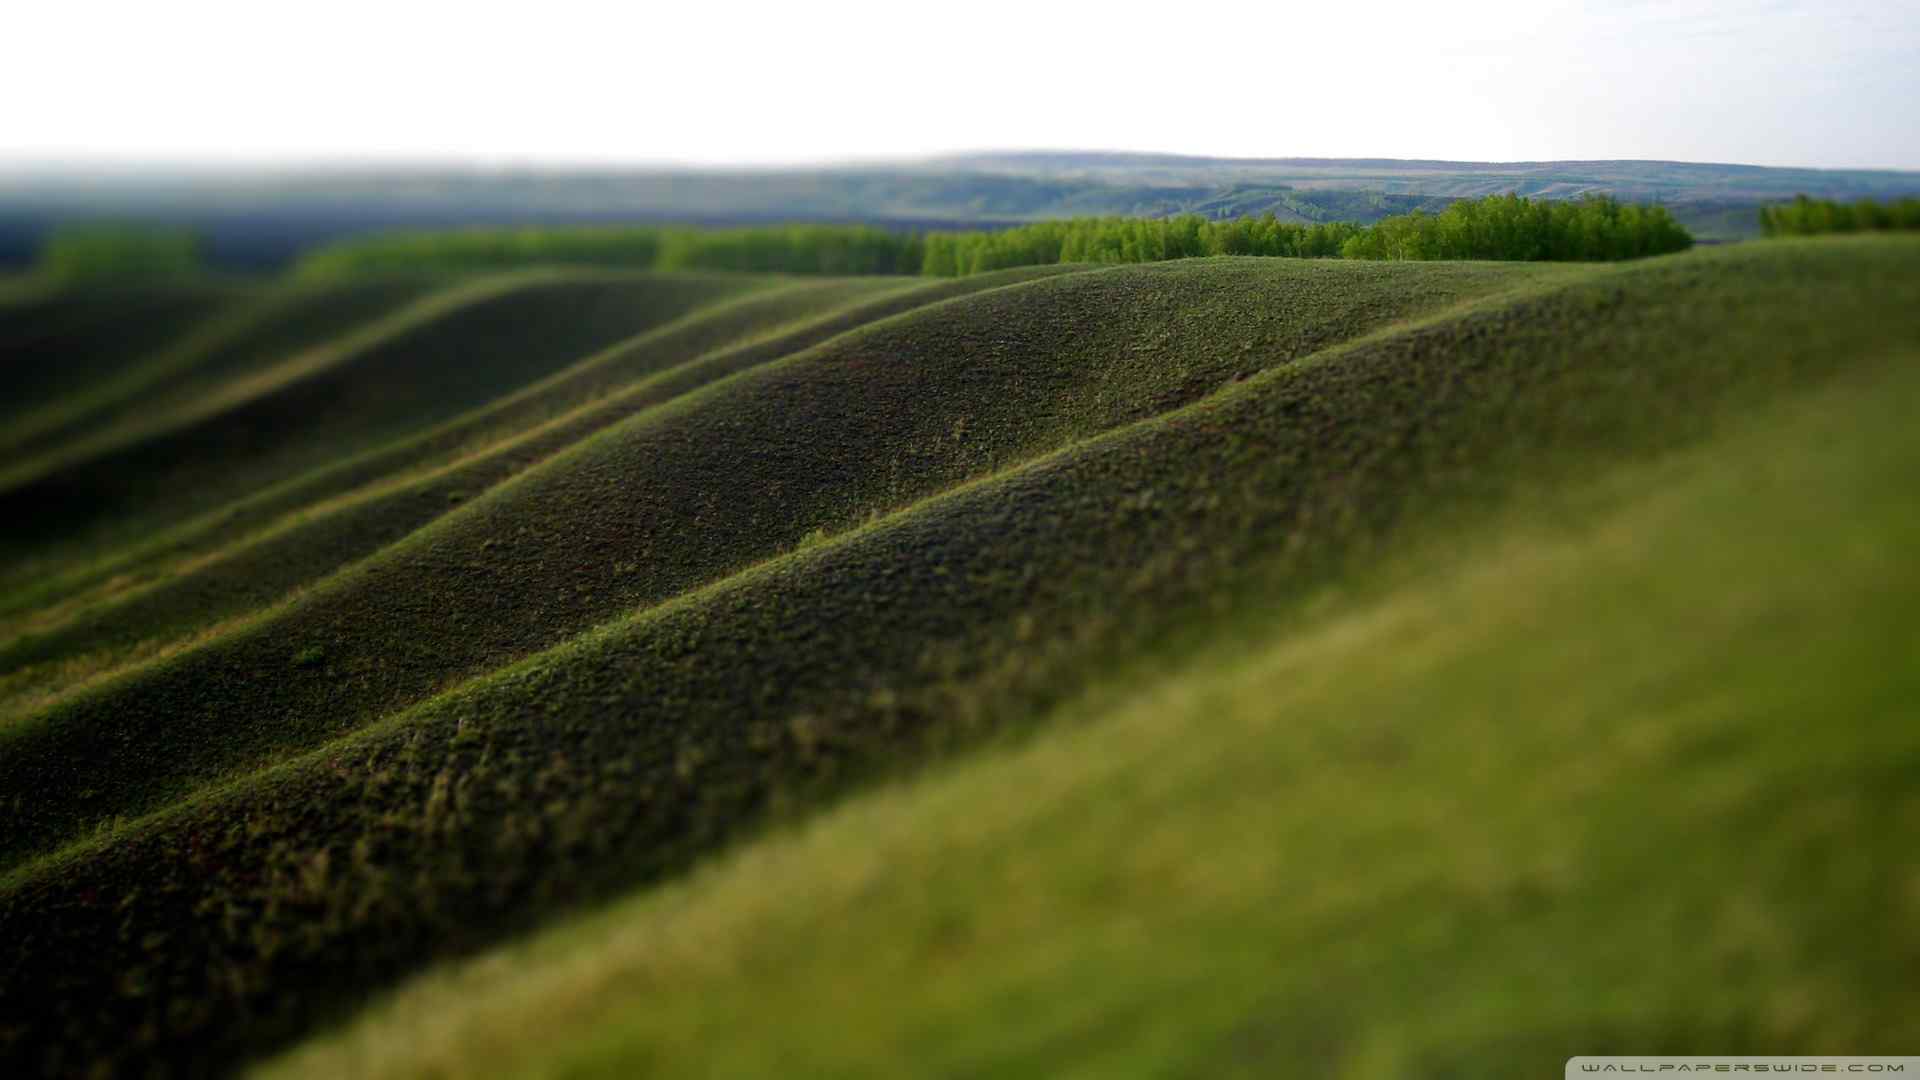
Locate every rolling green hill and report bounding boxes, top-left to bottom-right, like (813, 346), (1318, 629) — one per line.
(267, 346), (1920, 1078)
(0, 237), (1915, 1077)
(0, 278), (444, 472)
(0, 269), (1070, 724)
(0, 271), (776, 574)
(0, 281), (256, 440)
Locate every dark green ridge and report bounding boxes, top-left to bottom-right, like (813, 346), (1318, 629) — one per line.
(0, 275), (837, 617)
(0, 271), (766, 577)
(0, 281), (255, 436)
(0, 275), (562, 602)
(0, 258), (1554, 869)
(0, 278), (444, 472)
(0, 278), (888, 645)
(0, 274), (52, 304)
(0, 268), (1075, 634)
(0, 275), (1003, 706)
(4, 237), (1913, 1077)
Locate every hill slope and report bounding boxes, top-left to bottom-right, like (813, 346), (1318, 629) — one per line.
(0, 278), (441, 469)
(0, 238), (1915, 1076)
(0, 257), (1557, 869)
(0, 270), (1071, 721)
(0, 281), (255, 439)
(269, 347), (1920, 1078)
(0, 271), (777, 574)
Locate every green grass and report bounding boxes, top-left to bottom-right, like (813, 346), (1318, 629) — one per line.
(0, 257), (1557, 872)
(0, 238), (1914, 1077)
(0, 280), (255, 439)
(0, 271), (1087, 617)
(0, 278), (445, 474)
(263, 352), (1920, 1078)
(0, 270), (1075, 722)
(0, 270), (772, 585)
(0, 275), (859, 618)
(0, 272), (49, 303)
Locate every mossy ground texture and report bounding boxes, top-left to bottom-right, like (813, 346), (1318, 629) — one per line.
(1, 238), (1916, 1077)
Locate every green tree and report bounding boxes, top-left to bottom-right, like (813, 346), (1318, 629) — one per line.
(38, 224), (204, 281)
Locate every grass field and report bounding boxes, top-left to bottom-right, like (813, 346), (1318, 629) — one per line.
(0, 281), (257, 443)
(1, 236), (1915, 1077)
(0, 278), (446, 479)
(267, 324), (1920, 1080)
(0, 270), (780, 575)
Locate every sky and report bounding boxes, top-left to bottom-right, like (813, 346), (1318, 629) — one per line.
(5, 0), (1917, 171)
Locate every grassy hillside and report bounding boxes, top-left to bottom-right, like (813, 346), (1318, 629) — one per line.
(0, 270), (1074, 723)
(0, 281), (255, 438)
(0, 257), (1553, 868)
(0, 272), (46, 301)
(267, 351), (1920, 1078)
(0, 238), (1914, 1076)
(0, 277), (889, 620)
(0, 270), (771, 581)
(0, 278), (444, 471)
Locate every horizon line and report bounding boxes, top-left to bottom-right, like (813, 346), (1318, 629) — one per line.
(4, 148), (1920, 178)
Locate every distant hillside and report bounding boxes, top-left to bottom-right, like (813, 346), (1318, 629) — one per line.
(3, 154), (1916, 267)
(935, 150), (1920, 201)
(936, 152), (1920, 241)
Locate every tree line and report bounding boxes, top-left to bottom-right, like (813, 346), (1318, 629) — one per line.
(34, 224), (204, 282)
(293, 227), (664, 276)
(292, 224), (924, 278)
(1759, 195), (1920, 237)
(287, 194), (1694, 280)
(1335, 193), (1692, 261)
(48, 191), (1920, 285)
(919, 216), (1363, 275)
(920, 195), (1691, 271)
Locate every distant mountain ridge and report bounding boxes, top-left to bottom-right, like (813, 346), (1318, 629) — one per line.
(931, 150), (1920, 201)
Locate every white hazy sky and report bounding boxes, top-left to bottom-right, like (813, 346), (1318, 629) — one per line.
(5, 0), (1917, 170)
